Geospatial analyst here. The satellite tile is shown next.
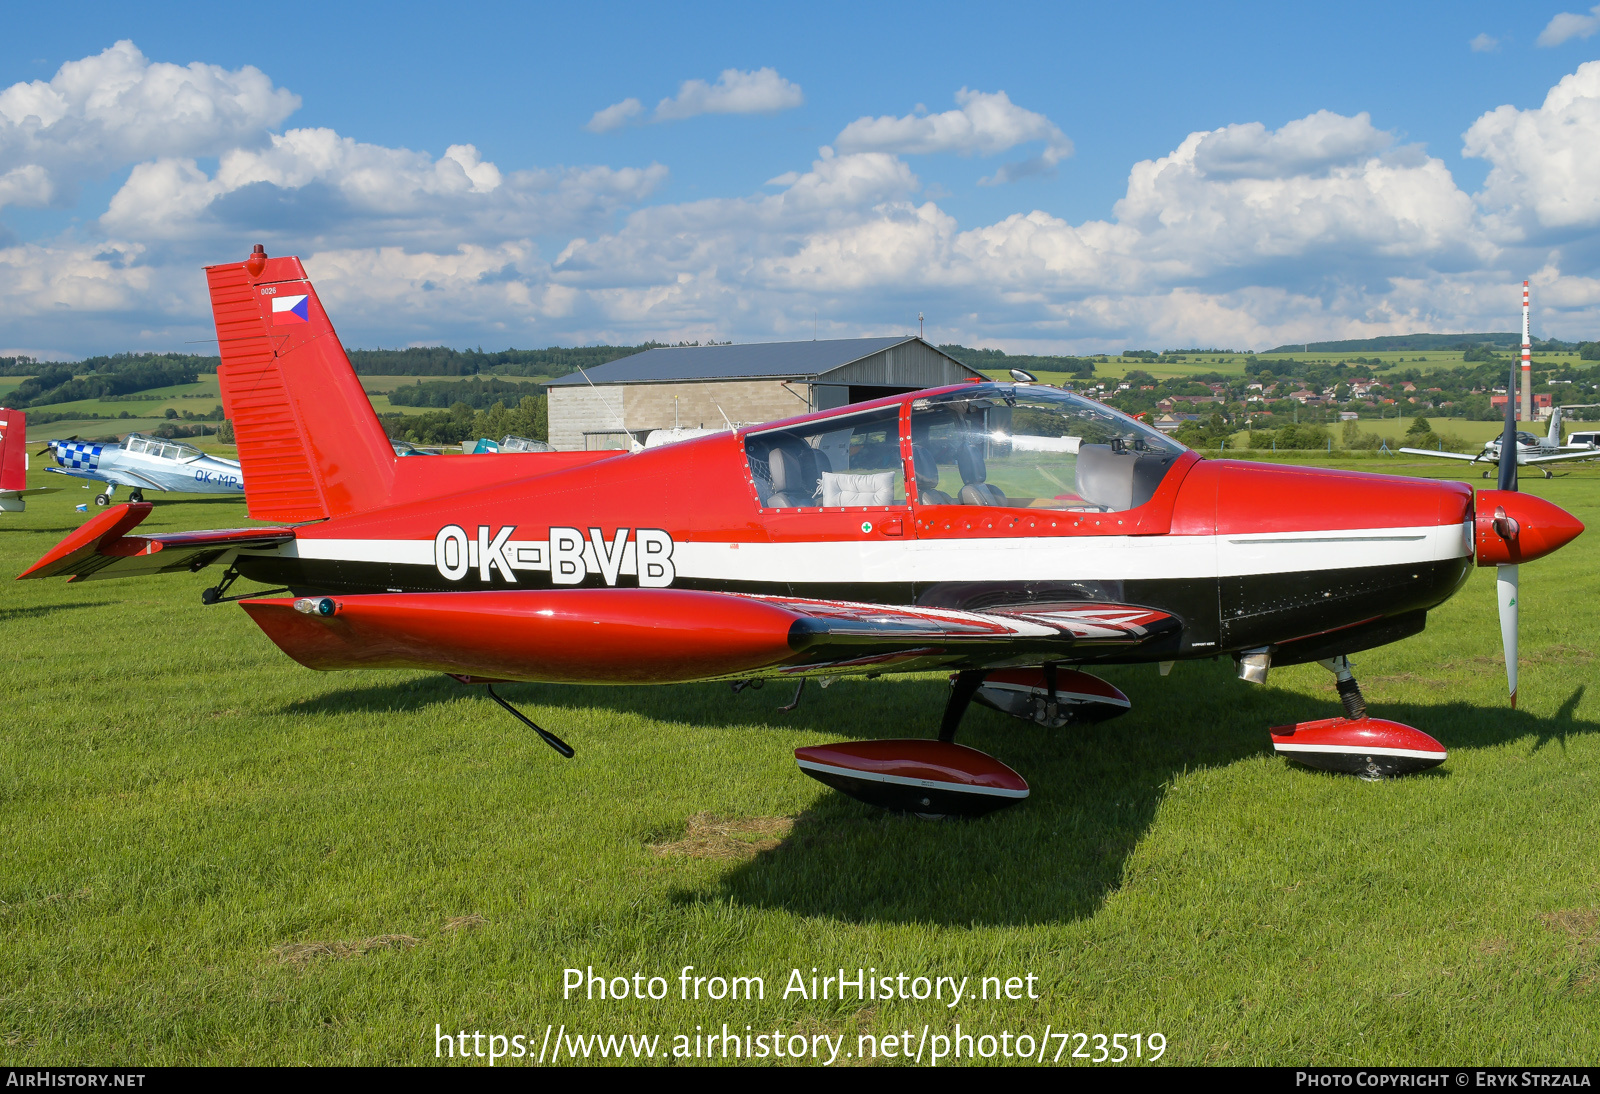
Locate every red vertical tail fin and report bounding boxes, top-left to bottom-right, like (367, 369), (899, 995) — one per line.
(0, 408), (26, 493)
(206, 249), (395, 522)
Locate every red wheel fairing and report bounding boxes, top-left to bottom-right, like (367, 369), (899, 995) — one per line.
(795, 739), (1028, 817)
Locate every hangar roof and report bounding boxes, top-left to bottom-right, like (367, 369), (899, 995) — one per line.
(546, 336), (975, 386)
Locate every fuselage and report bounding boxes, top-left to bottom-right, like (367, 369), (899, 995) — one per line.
(46, 434), (244, 495)
(227, 383), (1476, 672)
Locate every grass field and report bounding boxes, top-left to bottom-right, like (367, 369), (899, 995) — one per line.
(2, 456), (1599, 1066)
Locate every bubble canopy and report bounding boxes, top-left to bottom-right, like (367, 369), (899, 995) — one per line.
(909, 385), (1187, 512)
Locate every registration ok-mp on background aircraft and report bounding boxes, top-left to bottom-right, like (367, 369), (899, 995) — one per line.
(1400, 406), (1600, 478)
(39, 431), (245, 505)
(18, 248), (1587, 815)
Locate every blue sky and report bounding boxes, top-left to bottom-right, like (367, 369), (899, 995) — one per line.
(4, 1), (1600, 357)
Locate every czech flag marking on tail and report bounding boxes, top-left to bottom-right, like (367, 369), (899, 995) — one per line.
(272, 294), (310, 324)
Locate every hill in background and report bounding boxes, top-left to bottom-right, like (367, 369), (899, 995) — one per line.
(1266, 333), (1534, 353)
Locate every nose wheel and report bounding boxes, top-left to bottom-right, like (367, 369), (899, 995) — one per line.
(1269, 656), (1447, 779)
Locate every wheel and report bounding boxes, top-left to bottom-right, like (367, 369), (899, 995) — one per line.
(1543, 469), (1553, 479)
(200, 587), (220, 605)
(129, 489), (145, 502)
(94, 493), (110, 506)
(1481, 470), (1490, 479)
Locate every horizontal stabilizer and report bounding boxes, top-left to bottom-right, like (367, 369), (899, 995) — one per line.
(18, 502), (294, 582)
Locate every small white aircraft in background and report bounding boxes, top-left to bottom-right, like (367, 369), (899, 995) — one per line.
(1400, 407), (1600, 478)
(41, 432), (245, 505)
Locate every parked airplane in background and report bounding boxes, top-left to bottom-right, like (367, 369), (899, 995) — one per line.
(41, 432), (245, 505)
(467, 436), (557, 454)
(17, 248), (1586, 816)
(1, 409), (59, 512)
(1400, 407), (1600, 477)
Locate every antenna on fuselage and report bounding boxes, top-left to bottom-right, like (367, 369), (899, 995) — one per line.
(574, 362), (640, 453)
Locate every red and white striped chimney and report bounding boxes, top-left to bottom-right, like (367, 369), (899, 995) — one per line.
(1521, 280), (1532, 422)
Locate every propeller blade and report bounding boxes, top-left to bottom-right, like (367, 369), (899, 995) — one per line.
(1496, 357), (1519, 706)
(1497, 563), (1519, 707)
(1498, 361), (1518, 492)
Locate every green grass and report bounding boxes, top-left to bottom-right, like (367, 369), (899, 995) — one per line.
(2, 458), (1599, 1065)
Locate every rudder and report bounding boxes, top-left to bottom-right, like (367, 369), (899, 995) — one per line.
(0, 407), (25, 493)
(207, 248), (395, 521)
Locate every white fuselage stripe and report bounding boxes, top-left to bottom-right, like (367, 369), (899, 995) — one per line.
(796, 759), (1030, 797)
(1272, 743), (1447, 760)
(275, 523), (1471, 583)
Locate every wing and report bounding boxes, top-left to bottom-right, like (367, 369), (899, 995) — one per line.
(18, 501), (294, 582)
(1523, 449), (1600, 466)
(98, 464), (170, 490)
(44, 466), (107, 483)
(1396, 447), (1484, 462)
(237, 588), (1185, 685)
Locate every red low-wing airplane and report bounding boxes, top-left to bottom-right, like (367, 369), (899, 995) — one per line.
(18, 249), (1587, 815)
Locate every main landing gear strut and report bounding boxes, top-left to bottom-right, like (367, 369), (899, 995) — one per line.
(1264, 654), (1447, 779)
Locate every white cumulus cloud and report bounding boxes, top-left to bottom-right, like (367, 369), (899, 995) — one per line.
(1470, 33), (1500, 53)
(100, 128), (667, 251)
(590, 68), (804, 132)
(1537, 6), (1600, 46)
(0, 40), (298, 209)
(20, 43), (1600, 356)
(587, 97), (643, 133)
(654, 67), (803, 121)
(1464, 60), (1600, 237)
(835, 89), (1073, 184)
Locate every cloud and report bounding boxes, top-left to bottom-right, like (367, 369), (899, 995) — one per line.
(588, 68), (803, 134)
(1186, 110), (1393, 179)
(835, 89), (1073, 184)
(587, 97), (643, 133)
(1537, 6), (1600, 46)
(0, 40), (298, 209)
(537, 107), (1491, 350)
(19, 43), (1600, 356)
(99, 129), (668, 251)
(1470, 33), (1500, 53)
(1464, 60), (1600, 237)
(653, 67), (803, 121)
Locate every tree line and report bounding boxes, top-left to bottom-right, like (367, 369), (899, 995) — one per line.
(937, 345), (1097, 377)
(385, 377), (548, 408)
(6, 358), (201, 407)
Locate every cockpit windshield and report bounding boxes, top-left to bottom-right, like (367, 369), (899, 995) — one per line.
(910, 385), (1185, 512)
(123, 433), (202, 461)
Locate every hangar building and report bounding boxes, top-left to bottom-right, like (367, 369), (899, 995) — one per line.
(546, 336), (982, 450)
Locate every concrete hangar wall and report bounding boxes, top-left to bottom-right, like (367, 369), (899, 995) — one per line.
(546, 336), (981, 450)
